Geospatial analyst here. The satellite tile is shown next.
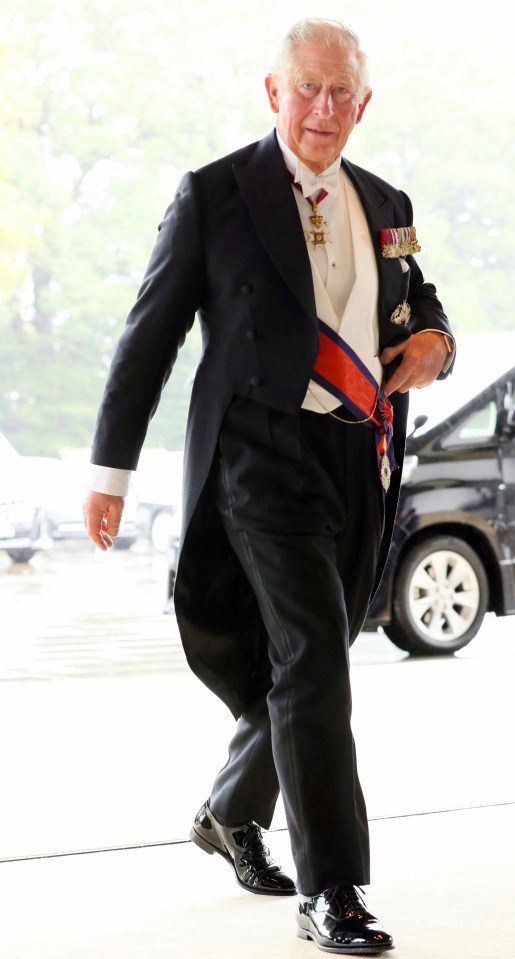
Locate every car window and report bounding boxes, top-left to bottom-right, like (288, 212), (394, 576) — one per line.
(440, 400), (498, 447)
(407, 333), (515, 437)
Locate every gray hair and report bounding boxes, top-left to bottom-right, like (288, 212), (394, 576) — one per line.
(270, 18), (370, 97)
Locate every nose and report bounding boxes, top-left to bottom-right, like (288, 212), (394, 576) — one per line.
(312, 87), (334, 117)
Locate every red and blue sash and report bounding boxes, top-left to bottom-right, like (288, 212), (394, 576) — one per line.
(312, 319), (397, 488)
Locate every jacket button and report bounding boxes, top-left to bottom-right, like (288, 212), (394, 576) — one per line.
(241, 284), (253, 295)
(246, 330), (256, 341)
(250, 375), (262, 387)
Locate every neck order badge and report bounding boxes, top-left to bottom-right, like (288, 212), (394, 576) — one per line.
(290, 175), (330, 249)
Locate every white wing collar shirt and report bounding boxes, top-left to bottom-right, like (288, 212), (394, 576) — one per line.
(276, 133), (382, 414)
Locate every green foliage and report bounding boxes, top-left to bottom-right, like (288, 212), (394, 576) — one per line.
(0, 0), (513, 454)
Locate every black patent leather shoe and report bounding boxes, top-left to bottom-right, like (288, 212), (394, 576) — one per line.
(297, 884), (394, 953)
(190, 801), (297, 895)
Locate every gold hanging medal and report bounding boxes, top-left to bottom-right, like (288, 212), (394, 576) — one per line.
(307, 201), (329, 249)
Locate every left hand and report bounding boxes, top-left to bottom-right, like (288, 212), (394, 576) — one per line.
(380, 331), (449, 396)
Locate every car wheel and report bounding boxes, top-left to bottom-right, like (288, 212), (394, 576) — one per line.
(7, 548), (36, 563)
(112, 537), (136, 550)
(384, 535), (488, 655)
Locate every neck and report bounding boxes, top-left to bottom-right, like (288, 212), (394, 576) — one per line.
(304, 156), (340, 174)
(275, 131), (340, 177)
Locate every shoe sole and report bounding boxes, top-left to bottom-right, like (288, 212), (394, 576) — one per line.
(297, 921), (394, 954)
(189, 825), (227, 858)
(189, 826), (297, 896)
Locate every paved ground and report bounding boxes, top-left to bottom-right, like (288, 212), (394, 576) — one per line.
(1, 540), (514, 863)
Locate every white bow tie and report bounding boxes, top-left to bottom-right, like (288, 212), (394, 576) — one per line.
(296, 164), (340, 199)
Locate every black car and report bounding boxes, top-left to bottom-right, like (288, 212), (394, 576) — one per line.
(365, 332), (515, 654)
(165, 334), (515, 656)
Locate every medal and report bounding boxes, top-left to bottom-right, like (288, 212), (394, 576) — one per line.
(380, 453), (391, 492)
(307, 200), (330, 249)
(380, 226), (421, 258)
(288, 174), (331, 250)
(380, 436), (391, 492)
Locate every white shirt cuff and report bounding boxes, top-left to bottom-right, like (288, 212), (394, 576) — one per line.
(89, 464), (132, 497)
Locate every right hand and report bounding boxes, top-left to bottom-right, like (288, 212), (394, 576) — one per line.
(82, 490), (125, 551)
(380, 331), (449, 395)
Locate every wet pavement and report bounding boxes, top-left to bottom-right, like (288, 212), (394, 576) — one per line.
(1, 538), (408, 683)
(1, 540), (187, 681)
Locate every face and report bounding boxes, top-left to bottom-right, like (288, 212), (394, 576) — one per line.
(265, 41), (371, 173)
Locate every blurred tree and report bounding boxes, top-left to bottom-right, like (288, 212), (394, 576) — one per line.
(0, 0), (513, 454)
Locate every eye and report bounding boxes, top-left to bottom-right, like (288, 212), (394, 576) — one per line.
(299, 82), (318, 98)
(333, 85), (350, 102)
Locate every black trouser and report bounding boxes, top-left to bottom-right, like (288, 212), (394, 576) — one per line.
(208, 397), (384, 895)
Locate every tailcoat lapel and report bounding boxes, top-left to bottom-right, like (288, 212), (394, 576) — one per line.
(341, 157), (393, 276)
(233, 131), (317, 321)
(341, 158), (411, 350)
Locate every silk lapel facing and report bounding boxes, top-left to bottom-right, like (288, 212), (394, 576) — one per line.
(233, 131), (317, 321)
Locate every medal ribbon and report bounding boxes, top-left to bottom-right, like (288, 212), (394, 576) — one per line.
(288, 172), (329, 208)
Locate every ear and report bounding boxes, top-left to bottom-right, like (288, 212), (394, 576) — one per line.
(264, 74), (280, 114)
(355, 89), (372, 124)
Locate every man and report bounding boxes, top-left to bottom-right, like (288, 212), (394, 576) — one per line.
(83, 19), (454, 954)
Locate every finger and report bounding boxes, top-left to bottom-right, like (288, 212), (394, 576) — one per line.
(383, 364), (413, 396)
(83, 507), (113, 551)
(379, 340), (409, 366)
(104, 504), (123, 538)
(385, 356), (446, 395)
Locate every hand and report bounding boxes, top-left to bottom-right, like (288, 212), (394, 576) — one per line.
(82, 490), (125, 551)
(380, 331), (449, 396)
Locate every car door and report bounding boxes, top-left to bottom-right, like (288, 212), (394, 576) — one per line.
(496, 380), (515, 613)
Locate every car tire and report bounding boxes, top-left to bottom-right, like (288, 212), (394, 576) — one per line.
(7, 548), (36, 563)
(384, 535), (488, 655)
(112, 537), (136, 550)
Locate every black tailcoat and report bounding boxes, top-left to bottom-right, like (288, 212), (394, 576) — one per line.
(91, 131), (453, 717)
